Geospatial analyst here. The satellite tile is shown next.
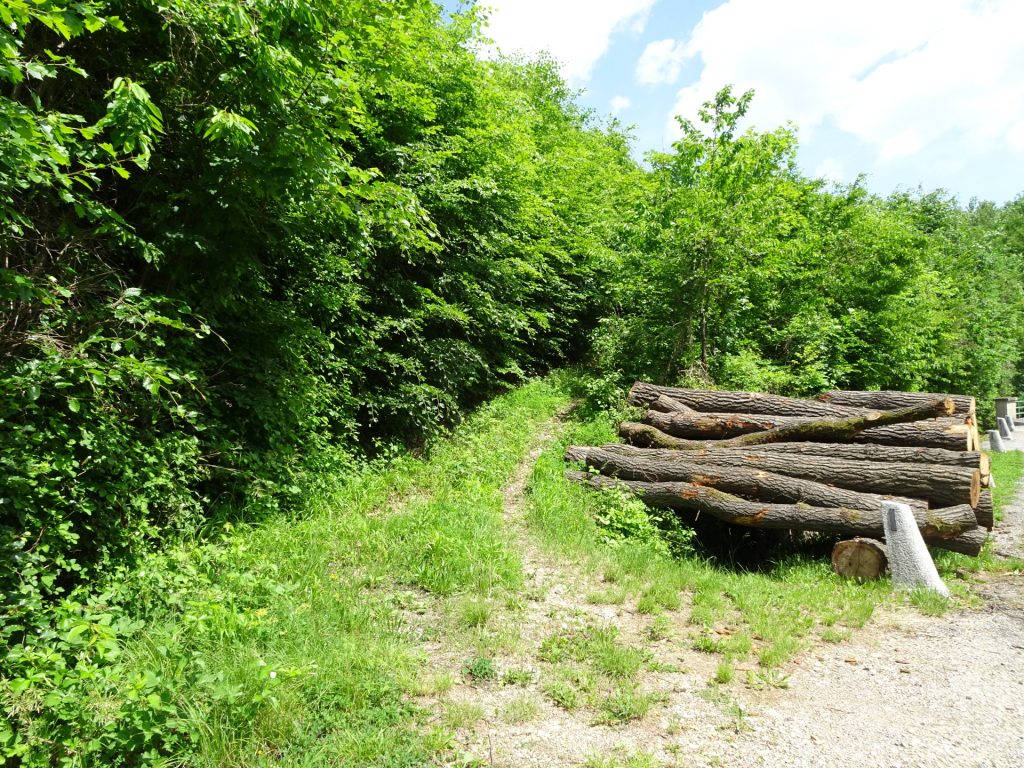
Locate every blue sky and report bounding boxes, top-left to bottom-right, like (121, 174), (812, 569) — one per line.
(446, 0), (1024, 204)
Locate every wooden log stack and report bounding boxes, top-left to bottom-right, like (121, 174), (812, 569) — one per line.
(565, 382), (990, 562)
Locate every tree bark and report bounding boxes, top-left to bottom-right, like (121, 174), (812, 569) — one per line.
(650, 394), (697, 415)
(817, 389), (976, 417)
(716, 441), (986, 470)
(619, 421), (697, 449)
(565, 446), (927, 511)
(974, 489), (993, 530)
(566, 471), (977, 542)
(569, 444), (980, 508)
(645, 398), (958, 450)
(928, 526), (987, 556)
(832, 538), (888, 581)
(645, 409), (963, 443)
(628, 381), (868, 418)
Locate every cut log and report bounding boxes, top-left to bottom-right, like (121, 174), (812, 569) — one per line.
(607, 439), (984, 470)
(975, 489), (993, 530)
(645, 408), (965, 448)
(619, 421), (696, 449)
(569, 444), (980, 508)
(645, 398), (958, 451)
(563, 446), (926, 511)
(832, 538), (888, 581)
(650, 394), (697, 415)
(729, 441), (986, 470)
(629, 382), (868, 418)
(817, 390), (976, 417)
(627, 416), (970, 452)
(929, 526), (987, 556)
(565, 472), (978, 543)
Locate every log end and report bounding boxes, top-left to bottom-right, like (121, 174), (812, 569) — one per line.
(832, 538), (888, 581)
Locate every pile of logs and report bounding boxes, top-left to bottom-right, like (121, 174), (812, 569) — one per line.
(566, 382), (992, 569)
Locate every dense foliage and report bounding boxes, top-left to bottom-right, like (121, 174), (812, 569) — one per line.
(3, 1), (1024, 764)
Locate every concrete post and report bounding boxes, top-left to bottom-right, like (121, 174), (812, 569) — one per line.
(882, 501), (949, 597)
(988, 429), (1006, 453)
(998, 417), (1013, 440)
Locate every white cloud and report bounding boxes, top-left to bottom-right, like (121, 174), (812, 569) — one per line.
(665, 0), (1024, 173)
(814, 158), (845, 184)
(610, 96), (632, 114)
(479, 0), (656, 82)
(636, 38), (688, 85)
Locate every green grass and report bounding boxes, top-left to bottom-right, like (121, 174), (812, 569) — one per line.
(990, 450), (1024, 522)
(104, 377), (572, 766)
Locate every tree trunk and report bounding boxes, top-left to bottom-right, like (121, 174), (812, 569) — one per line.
(650, 394), (697, 415)
(974, 489), (993, 530)
(817, 390), (976, 418)
(570, 444), (980, 508)
(628, 381), (867, 418)
(565, 446), (927, 511)
(619, 421), (696, 449)
(645, 398), (959, 451)
(645, 409), (963, 444)
(719, 441), (986, 470)
(565, 471), (977, 542)
(928, 526), (987, 556)
(832, 538), (888, 581)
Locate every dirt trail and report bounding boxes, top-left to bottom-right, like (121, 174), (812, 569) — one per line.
(436, 419), (1024, 767)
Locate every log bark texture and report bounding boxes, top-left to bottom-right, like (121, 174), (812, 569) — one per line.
(650, 394), (697, 414)
(565, 446), (927, 511)
(629, 382), (868, 418)
(817, 389), (976, 417)
(928, 526), (987, 556)
(569, 444), (980, 508)
(832, 538), (888, 581)
(566, 471), (977, 542)
(644, 402), (966, 451)
(975, 489), (994, 530)
(725, 441), (985, 470)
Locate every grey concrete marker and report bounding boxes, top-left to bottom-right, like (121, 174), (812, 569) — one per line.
(998, 417), (1013, 440)
(881, 501), (949, 598)
(988, 429), (1006, 453)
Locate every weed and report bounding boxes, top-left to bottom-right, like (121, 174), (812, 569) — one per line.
(646, 615), (673, 642)
(587, 587), (628, 605)
(746, 668), (790, 690)
(713, 661), (734, 685)
(502, 667), (535, 686)
(445, 700), (485, 730)
(463, 656), (498, 682)
(543, 679), (580, 711)
(501, 694), (541, 724)
(596, 686), (666, 724)
(457, 597), (493, 629)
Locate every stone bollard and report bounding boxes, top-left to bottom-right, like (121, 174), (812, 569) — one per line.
(998, 417), (1013, 440)
(988, 429), (1006, 452)
(882, 501), (949, 598)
